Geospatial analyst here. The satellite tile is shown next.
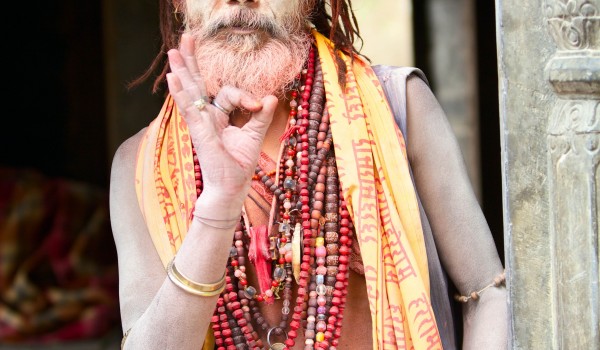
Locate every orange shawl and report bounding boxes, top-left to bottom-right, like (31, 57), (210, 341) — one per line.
(135, 30), (442, 349)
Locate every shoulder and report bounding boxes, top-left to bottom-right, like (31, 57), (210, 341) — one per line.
(111, 128), (147, 172)
(370, 65), (443, 162)
(109, 127), (148, 191)
(371, 64), (436, 125)
(109, 128), (147, 227)
(372, 64), (430, 86)
(403, 74), (456, 167)
(371, 65), (448, 165)
(405, 73), (439, 115)
(372, 64), (438, 115)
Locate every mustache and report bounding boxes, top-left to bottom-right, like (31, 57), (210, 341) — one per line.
(203, 9), (285, 38)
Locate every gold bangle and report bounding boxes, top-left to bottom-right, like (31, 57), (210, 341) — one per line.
(454, 269), (506, 303)
(166, 257), (226, 297)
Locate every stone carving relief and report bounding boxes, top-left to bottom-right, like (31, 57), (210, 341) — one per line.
(543, 1), (599, 348)
(544, 0), (599, 50)
(548, 100), (599, 133)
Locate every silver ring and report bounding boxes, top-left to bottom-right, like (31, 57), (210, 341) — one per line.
(212, 100), (232, 115)
(193, 96), (210, 111)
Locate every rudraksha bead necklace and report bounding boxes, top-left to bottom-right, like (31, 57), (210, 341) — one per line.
(192, 44), (353, 350)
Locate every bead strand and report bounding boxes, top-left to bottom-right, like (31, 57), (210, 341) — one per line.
(313, 156), (337, 349)
(330, 196), (352, 349)
(211, 306), (225, 350)
(193, 42), (353, 349)
(304, 163), (328, 349)
(307, 58), (324, 190)
(252, 167), (276, 183)
(193, 147), (203, 197)
(284, 45), (317, 350)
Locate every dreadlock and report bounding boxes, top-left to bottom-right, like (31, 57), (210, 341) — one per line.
(310, 0), (364, 87)
(128, 0), (364, 93)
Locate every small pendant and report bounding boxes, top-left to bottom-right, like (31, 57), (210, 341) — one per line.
(270, 343), (286, 350)
(292, 223), (301, 283)
(267, 327), (288, 350)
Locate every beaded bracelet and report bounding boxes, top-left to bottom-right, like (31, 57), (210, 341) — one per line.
(166, 257), (226, 297)
(454, 270), (506, 303)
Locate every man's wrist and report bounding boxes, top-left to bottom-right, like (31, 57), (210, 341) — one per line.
(194, 190), (244, 221)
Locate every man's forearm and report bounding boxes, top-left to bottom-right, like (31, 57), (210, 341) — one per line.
(123, 196), (241, 350)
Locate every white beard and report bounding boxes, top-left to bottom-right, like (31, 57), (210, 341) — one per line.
(187, 8), (311, 98)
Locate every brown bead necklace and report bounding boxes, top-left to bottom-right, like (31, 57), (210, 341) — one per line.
(192, 44), (353, 350)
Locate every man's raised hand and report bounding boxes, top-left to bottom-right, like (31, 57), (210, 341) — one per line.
(166, 33), (277, 214)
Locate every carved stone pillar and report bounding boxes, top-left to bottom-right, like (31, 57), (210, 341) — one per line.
(497, 0), (598, 347)
(543, 1), (599, 348)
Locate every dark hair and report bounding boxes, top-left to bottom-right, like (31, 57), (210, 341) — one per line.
(129, 0), (363, 93)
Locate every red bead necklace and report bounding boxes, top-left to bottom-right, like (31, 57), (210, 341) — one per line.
(191, 43), (352, 350)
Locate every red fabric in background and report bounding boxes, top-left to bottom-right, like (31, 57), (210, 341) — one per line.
(0, 167), (119, 344)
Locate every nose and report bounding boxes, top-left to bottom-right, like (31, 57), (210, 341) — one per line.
(229, 0), (256, 3)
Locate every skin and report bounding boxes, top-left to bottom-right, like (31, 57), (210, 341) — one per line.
(109, 0), (508, 349)
(185, 0), (303, 24)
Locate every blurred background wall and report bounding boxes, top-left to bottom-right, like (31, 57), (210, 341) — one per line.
(353, 0), (414, 67)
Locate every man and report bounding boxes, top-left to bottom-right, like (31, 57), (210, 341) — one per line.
(109, 0), (507, 349)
